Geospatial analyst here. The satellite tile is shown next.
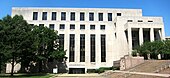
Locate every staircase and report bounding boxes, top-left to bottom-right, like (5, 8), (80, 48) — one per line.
(107, 60), (170, 78)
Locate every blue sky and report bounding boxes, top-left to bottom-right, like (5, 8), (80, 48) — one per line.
(0, 0), (170, 36)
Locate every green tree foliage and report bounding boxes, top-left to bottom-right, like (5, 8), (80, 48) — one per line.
(31, 26), (66, 72)
(136, 40), (170, 59)
(0, 15), (66, 75)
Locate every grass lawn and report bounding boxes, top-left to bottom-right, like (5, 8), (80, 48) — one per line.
(0, 73), (55, 78)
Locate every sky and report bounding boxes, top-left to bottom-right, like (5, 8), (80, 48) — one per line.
(0, 0), (170, 36)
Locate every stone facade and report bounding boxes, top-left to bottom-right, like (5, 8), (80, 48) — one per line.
(11, 7), (165, 73)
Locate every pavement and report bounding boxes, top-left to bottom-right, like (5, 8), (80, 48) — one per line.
(51, 73), (105, 78)
(113, 70), (170, 78)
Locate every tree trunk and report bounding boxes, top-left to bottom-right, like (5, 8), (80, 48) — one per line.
(38, 61), (42, 73)
(11, 55), (14, 76)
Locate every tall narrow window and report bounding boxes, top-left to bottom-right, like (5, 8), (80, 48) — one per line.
(59, 34), (64, 49)
(80, 34), (85, 62)
(70, 12), (75, 21)
(101, 34), (106, 62)
(98, 13), (103, 21)
(49, 24), (54, 30)
(89, 13), (94, 21)
(108, 13), (112, 21)
(90, 34), (95, 62)
(42, 12), (47, 20)
(33, 12), (38, 20)
(52, 12), (56, 20)
(80, 12), (85, 21)
(69, 34), (75, 62)
(61, 12), (66, 20)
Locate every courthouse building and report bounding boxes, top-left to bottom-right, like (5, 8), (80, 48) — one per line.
(12, 7), (165, 73)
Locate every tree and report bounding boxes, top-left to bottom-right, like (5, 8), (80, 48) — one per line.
(0, 15), (66, 75)
(31, 26), (66, 73)
(0, 15), (32, 76)
(136, 40), (167, 59)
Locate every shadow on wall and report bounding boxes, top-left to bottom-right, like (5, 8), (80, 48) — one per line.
(6, 60), (68, 73)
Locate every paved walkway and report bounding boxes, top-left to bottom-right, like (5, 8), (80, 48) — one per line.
(52, 73), (105, 78)
(113, 70), (170, 78)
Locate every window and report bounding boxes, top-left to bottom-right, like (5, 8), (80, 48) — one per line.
(70, 12), (75, 21)
(42, 12), (47, 20)
(100, 25), (105, 30)
(108, 13), (112, 21)
(89, 13), (94, 21)
(138, 20), (143, 22)
(148, 20), (153, 22)
(115, 33), (117, 38)
(117, 13), (121, 16)
(39, 24), (44, 27)
(49, 24), (54, 30)
(80, 24), (85, 29)
(52, 12), (56, 20)
(90, 34), (95, 62)
(90, 25), (95, 30)
(70, 24), (75, 29)
(127, 20), (133, 22)
(98, 13), (103, 21)
(69, 34), (75, 62)
(80, 34), (85, 62)
(33, 12), (38, 20)
(80, 12), (85, 21)
(59, 34), (64, 49)
(101, 34), (106, 62)
(60, 24), (65, 29)
(61, 12), (66, 20)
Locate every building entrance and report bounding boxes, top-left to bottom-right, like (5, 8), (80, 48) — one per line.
(69, 68), (85, 74)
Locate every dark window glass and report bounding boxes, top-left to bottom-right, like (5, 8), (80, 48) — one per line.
(80, 24), (85, 29)
(70, 12), (75, 21)
(90, 25), (95, 30)
(69, 34), (75, 62)
(39, 24), (44, 27)
(98, 13), (103, 21)
(117, 13), (121, 16)
(59, 34), (64, 49)
(100, 25), (105, 30)
(115, 33), (117, 38)
(90, 34), (95, 62)
(52, 12), (56, 20)
(101, 34), (106, 62)
(49, 24), (54, 30)
(61, 12), (66, 20)
(127, 20), (133, 22)
(80, 34), (85, 62)
(42, 12), (47, 20)
(80, 12), (85, 21)
(60, 24), (65, 29)
(70, 24), (75, 29)
(148, 20), (153, 22)
(138, 20), (143, 22)
(33, 12), (38, 20)
(108, 13), (112, 21)
(89, 13), (94, 21)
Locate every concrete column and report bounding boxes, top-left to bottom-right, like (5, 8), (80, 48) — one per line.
(161, 28), (165, 40)
(128, 27), (132, 55)
(139, 28), (143, 45)
(150, 28), (154, 41)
